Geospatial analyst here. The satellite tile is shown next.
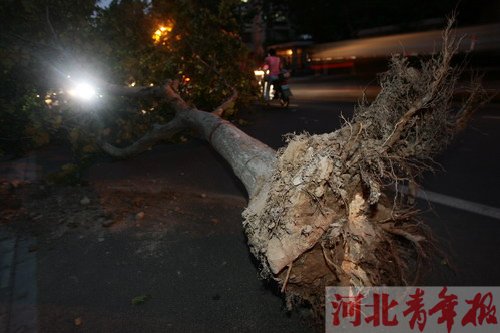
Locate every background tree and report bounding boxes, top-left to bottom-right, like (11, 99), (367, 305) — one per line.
(285, 0), (500, 42)
(0, 0), (99, 156)
(0, 0), (254, 158)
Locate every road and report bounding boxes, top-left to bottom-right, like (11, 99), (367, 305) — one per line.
(242, 74), (500, 286)
(1, 75), (499, 333)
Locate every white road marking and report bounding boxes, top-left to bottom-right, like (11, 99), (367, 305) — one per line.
(399, 185), (500, 220)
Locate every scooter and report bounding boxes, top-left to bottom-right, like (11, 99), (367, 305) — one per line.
(255, 69), (292, 108)
(273, 70), (292, 108)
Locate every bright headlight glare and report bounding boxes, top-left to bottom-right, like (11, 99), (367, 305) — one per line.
(68, 82), (96, 101)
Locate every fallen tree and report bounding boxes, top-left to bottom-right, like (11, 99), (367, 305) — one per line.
(97, 22), (486, 315)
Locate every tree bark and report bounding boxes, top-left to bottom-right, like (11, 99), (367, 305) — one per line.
(251, 0), (266, 60)
(178, 107), (276, 198)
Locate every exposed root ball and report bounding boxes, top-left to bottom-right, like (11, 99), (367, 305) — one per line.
(243, 131), (434, 313)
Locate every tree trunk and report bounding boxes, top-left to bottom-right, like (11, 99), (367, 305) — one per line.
(251, 0), (266, 60)
(179, 108), (276, 199)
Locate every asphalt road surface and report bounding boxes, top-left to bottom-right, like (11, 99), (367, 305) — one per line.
(2, 74), (499, 333)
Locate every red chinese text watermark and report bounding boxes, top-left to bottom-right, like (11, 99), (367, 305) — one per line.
(326, 287), (499, 333)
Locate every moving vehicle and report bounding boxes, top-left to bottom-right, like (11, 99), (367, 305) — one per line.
(254, 69), (292, 108)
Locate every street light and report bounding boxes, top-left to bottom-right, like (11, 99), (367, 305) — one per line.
(152, 20), (174, 44)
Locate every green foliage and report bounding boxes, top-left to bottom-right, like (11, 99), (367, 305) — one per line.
(1, 0), (254, 157)
(118, 0), (257, 110)
(0, 0), (100, 156)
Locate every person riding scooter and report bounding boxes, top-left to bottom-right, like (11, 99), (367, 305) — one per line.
(263, 48), (281, 101)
